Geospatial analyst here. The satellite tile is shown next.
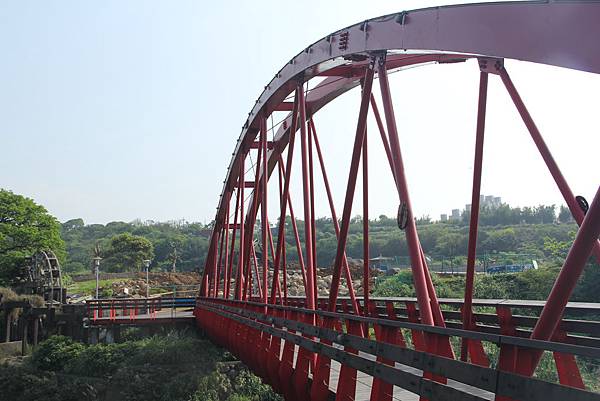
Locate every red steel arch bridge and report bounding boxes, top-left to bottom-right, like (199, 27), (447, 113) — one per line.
(195, 2), (600, 400)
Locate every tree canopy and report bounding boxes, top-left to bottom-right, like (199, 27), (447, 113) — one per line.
(0, 189), (65, 286)
(101, 233), (154, 272)
(61, 219), (210, 274)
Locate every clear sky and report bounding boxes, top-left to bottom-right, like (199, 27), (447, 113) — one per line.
(1, 1), (598, 225)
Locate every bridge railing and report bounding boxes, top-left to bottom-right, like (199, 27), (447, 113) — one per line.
(195, 297), (600, 401)
(287, 296), (600, 350)
(86, 297), (196, 322)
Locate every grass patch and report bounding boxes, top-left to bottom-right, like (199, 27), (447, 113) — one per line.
(68, 279), (122, 297)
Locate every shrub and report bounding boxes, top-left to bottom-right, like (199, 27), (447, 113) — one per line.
(64, 342), (137, 377)
(0, 364), (101, 401)
(128, 332), (220, 367)
(192, 371), (232, 401)
(373, 271), (415, 297)
(190, 369), (282, 401)
(31, 336), (85, 372)
(230, 369), (282, 401)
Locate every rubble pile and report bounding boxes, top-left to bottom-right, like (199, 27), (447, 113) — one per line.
(107, 272), (200, 297)
(278, 258), (380, 297)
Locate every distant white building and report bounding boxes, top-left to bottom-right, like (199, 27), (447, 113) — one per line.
(481, 195), (502, 209)
(440, 195), (503, 222)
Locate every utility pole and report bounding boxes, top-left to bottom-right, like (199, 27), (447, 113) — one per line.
(93, 257), (102, 299)
(144, 259), (151, 298)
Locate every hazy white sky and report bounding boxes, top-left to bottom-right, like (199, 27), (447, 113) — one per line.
(1, 1), (598, 224)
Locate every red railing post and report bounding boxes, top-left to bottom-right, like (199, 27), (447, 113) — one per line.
(336, 316), (362, 400)
(292, 310), (314, 400)
(552, 330), (585, 388)
(369, 301), (394, 401)
(278, 308), (296, 399)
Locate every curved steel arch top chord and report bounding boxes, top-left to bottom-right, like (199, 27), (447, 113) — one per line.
(205, 0), (600, 275)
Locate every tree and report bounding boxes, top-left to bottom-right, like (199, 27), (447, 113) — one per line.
(536, 204), (556, 224)
(102, 233), (154, 272)
(0, 189), (65, 285)
(558, 205), (574, 224)
(62, 218), (84, 232)
(416, 215), (432, 226)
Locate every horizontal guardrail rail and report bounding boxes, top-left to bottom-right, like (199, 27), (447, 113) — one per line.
(85, 297), (196, 322)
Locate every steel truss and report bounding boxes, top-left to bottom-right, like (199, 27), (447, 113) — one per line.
(198, 2), (600, 400)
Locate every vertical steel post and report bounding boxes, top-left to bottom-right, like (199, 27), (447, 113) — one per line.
(260, 115), (269, 304)
(362, 127), (370, 310)
(499, 67), (600, 262)
(241, 130), (265, 300)
(226, 188), (241, 299)
(215, 225), (225, 297)
(266, 218), (282, 301)
(274, 160), (309, 292)
(207, 232), (219, 298)
(221, 199), (230, 298)
(287, 194), (308, 290)
(298, 84), (316, 310)
(235, 157), (245, 300)
(377, 55), (434, 325)
(270, 89), (300, 304)
(310, 119), (361, 314)
(462, 71), (489, 360)
(242, 132), (266, 301)
(278, 158), (288, 304)
(328, 57), (376, 311)
(282, 238), (288, 304)
(251, 244), (263, 299)
(308, 119), (318, 303)
(94, 258), (100, 299)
